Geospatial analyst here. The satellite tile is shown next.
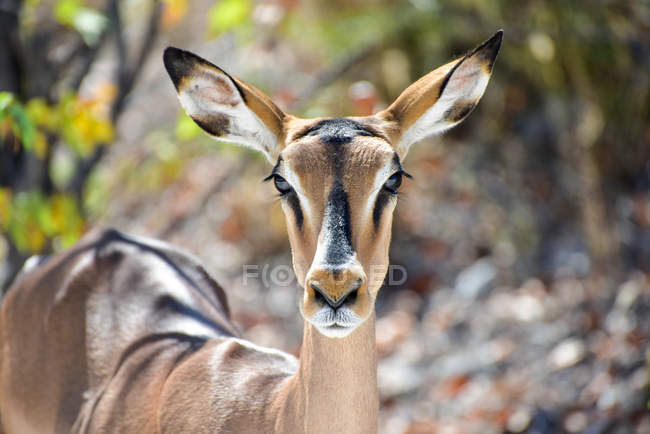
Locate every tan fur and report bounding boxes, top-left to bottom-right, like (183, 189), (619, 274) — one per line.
(380, 58), (461, 132)
(234, 78), (286, 142)
(278, 130), (397, 321)
(0, 32), (501, 433)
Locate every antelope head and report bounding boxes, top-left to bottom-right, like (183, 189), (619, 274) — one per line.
(163, 31), (502, 338)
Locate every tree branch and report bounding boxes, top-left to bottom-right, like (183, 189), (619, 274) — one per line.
(68, 0), (162, 202)
(0, 0), (22, 93)
(110, 0), (162, 121)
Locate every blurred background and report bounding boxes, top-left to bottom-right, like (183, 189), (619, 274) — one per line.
(1, 0), (649, 432)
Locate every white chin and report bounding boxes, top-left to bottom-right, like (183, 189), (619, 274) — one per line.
(314, 323), (357, 338)
(305, 305), (364, 338)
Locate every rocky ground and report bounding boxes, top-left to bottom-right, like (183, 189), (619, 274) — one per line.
(375, 272), (649, 433)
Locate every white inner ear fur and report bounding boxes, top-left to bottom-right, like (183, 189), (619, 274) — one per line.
(177, 69), (279, 163)
(396, 59), (491, 157)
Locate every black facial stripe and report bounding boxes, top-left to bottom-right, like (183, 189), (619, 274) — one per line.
(372, 191), (391, 231)
(286, 193), (303, 231)
(302, 118), (376, 145)
(323, 182), (353, 265)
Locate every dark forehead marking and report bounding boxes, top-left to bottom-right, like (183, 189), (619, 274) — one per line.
(302, 118), (376, 145)
(323, 181), (353, 265)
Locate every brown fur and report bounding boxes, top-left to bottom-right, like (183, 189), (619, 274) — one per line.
(0, 32), (502, 433)
(380, 58), (462, 132)
(278, 130), (397, 320)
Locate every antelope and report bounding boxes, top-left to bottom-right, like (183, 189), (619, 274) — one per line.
(0, 31), (502, 433)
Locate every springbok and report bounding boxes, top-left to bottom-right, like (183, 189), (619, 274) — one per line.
(0, 31), (501, 433)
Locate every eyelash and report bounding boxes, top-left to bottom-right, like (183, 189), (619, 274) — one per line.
(264, 170), (411, 196)
(265, 174), (293, 196)
(383, 170), (411, 195)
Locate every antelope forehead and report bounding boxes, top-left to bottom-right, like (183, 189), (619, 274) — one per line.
(284, 140), (394, 178)
(303, 118), (375, 145)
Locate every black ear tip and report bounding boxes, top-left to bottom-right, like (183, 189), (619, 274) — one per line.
(163, 46), (190, 71)
(163, 46), (195, 90)
(482, 29), (503, 53)
(491, 29), (504, 48)
(163, 46), (180, 64)
(468, 29), (503, 66)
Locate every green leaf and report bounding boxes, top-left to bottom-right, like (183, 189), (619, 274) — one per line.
(54, 0), (107, 46)
(0, 92), (14, 111)
(54, 0), (82, 26)
(25, 98), (52, 128)
(8, 191), (49, 252)
(0, 188), (12, 228)
(50, 146), (76, 189)
(8, 104), (36, 150)
(73, 8), (108, 46)
(4, 190), (84, 253)
(175, 112), (202, 141)
(208, 0), (251, 36)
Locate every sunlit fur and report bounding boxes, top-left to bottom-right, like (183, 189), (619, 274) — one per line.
(278, 129), (399, 337)
(164, 31), (502, 338)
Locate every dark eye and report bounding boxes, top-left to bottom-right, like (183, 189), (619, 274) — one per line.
(384, 172), (403, 194)
(273, 175), (292, 195)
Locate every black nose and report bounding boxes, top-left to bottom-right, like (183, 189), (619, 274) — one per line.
(310, 280), (361, 309)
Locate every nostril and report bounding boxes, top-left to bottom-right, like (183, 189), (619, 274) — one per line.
(340, 279), (362, 306)
(342, 287), (358, 306)
(310, 279), (362, 309)
(310, 281), (335, 308)
(311, 282), (328, 306)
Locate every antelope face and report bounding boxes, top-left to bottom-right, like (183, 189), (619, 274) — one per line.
(163, 30), (502, 338)
(269, 119), (404, 336)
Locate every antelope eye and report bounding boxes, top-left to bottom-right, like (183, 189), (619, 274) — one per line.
(273, 175), (292, 195)
(384, 172), (403, 194)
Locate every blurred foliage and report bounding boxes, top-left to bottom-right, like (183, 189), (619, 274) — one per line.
(208, 0), (252, 36)
(0, 87), (112, 254)
(0, 0), (139, 271)
(0, 188), (83, 252)
(161, 0), (188, 28)
(53, 0), (108, 45)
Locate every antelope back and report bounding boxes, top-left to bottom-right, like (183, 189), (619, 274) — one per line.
(0, 229), (235, 433)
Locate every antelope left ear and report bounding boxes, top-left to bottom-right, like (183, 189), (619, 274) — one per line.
(378, 30), (502, 157)
(163, 47), (286, 163)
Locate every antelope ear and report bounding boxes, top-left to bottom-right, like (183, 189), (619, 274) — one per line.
(163, 47), (286, 163)
(379, 30), (502, 157)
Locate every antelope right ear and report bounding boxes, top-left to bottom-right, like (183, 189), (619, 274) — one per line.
(378, 30), (502, 158)
(163, 47), (286, 163)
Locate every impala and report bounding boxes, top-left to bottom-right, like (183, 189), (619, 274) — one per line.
(0, 31), (501, 433)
